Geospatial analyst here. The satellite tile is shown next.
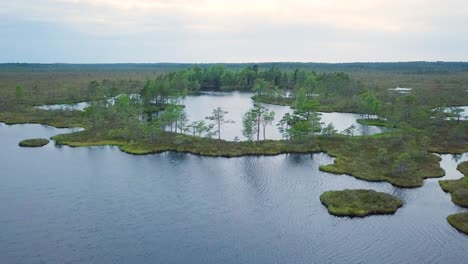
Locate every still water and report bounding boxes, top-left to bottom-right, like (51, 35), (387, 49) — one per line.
(181, 92), (383, 140)
(37, 91), (384, 140)
(444, 106), (468, 120)
(0, 123), (467, 264)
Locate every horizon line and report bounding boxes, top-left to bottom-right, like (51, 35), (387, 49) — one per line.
(1, 61), (468, 65)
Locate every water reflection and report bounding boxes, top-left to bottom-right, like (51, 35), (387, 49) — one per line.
(435, 153), (468, 180)
(1, 123), (468, 264)
(389, 187), (409, 203)
(284, 153), (311, 166)
(166, 152), (189, 163)
(182, 92), (385, 140)
(451, 154), (463, 163)
(38, 91), (386, 141)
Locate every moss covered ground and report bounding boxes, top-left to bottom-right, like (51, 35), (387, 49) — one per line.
(320, 189), (404, 217)
(447, 212), (468, 235)
(318, 137), (445, 188)
(251, 95), (362, 113)
(18, 138), (49, 147)
(439, 178), (468, 208)
(457, 161), (468, 176)
(438, 161), (468, 208)
(0, 106), (87, 129)
(51, 131), (321, 157)
(356, 118), (388, 127)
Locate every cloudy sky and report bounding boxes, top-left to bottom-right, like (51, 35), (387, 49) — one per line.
(1, 0), (467, 63)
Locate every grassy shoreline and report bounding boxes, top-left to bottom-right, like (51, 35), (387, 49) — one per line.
(318, 137), (445, 188)
(51, 131), (322, 157)
(0, 106), (87, 129)
(439, 177), (468, 208)
(319, 155), (445, 188)
(438, 161), (468, 208)
(356, 118), (388, 127)
(49, 129), (449, 188)
(18, 138), (49, 147)
(0, 100), (464, 189)
(251, 95), (363, 113)
(457, 161), (468, 177)
(447, 212), (468, 235)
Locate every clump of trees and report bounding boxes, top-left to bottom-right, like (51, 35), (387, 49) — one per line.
(205, 107), (234, 142)
(242, 103), (275, 141)
(188, 121), (213, 137)
(358, 91), (381, 119)
(85, 79), (242, 144)
(275, 92), (323, 142)
(161, 65), (365, 101)
(77, 64), (466, 174)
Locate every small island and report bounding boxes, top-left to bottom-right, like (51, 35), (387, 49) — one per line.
(447, 212), (468, 235)
(18, 138), (49, 147)
(439, 161), (468, 208)
(356, 118), (388, 127)
(320, 189), (404, 217)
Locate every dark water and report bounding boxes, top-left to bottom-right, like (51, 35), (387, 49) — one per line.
(37, 91), (385, 140)
(0, 123), (467, 264)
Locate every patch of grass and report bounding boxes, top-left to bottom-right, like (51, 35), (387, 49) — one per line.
(438, 146), (468, 209)
(458, 161), (468, 177)
(319, 164), (347, 174)
(18, 138), (49, 147)
(318, 137), (445, 188)
(52, 131), (321, 157)
(356, 118), (388, 127)
(439, 177), (468, 208)
(447, 212), (468, 235)
(428, 122), (468, 154)
(368, 132), (394, 139)
(320, 189), (404, 217)
(54, 140), (127, 148)
(251, 95), (294, 106)
(0, 106), (87, 129)
(251, 94), (362, 113)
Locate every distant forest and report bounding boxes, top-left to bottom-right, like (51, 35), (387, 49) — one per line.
(2, 61), (468, 73)
(1, 62), (468, 107)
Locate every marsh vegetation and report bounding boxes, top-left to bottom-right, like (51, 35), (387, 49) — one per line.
(2, 64), (467, 186)
(1, 62), (467, 236)
(439, 161), (468, 208)
(447, 212), (468, 235)
(319, 189), (404, 217)
(18, 138), (49, 147)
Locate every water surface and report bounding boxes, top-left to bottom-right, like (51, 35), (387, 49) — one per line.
(181, 92), (383, 140)
(444, 106), (468, 120)
(37, 91), (385, 140)
(0, 123), (467, 264)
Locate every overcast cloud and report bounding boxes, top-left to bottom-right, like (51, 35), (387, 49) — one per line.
(1, 0), (467, 62)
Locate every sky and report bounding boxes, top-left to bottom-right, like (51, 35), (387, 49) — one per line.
(1, 0), (468, 63)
